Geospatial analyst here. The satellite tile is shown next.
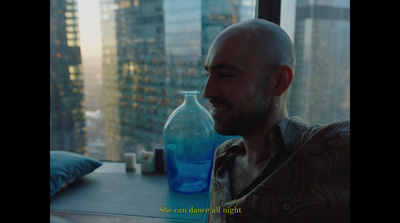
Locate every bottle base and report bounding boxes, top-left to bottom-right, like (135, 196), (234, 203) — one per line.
(169, 179), (209, 194)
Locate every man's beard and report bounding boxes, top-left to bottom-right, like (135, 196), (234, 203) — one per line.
(213, 88), (271, 137)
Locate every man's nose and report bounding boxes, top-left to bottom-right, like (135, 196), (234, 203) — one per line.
(202, 75), (219, 99)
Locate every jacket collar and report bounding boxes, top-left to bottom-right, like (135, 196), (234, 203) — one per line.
(216, 116), (310, 157)
(275, 116), (310, 153)
(212, 116), (310, 202)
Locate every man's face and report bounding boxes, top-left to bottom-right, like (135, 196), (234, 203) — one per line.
(203, 32), (273, 137)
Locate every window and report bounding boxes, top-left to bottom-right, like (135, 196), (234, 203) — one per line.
(280, 0), (350, 125)
(50, 0), (349, 162)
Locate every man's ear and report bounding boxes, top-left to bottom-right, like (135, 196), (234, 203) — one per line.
(273, 65), (293, 97)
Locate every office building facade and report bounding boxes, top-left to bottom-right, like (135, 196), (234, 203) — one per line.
(50, 0), (87, 154)
(287, 0), (350, 124)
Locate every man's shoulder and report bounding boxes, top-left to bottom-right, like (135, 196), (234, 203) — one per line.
(310, 119), (350, 133)
(300, 120), (350, 153)
(308, 120), (350, 141)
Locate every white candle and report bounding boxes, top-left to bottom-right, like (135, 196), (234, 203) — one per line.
(124, 153), (136, 171)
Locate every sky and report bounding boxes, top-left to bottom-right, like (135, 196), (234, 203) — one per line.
(77, 0), (102, 58)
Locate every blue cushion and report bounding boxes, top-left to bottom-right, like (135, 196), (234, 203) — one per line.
(50, 150), (102, 197)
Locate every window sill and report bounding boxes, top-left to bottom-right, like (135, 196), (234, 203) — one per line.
(50, 162), (210, 222)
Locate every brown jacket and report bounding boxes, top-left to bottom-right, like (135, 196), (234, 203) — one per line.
(208, 116), (350, 223)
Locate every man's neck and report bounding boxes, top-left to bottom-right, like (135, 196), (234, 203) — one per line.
(242, 127), (272, 165)
(241, 110), (288, 166)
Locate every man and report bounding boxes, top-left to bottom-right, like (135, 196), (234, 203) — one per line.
(203, 19), (350, 222)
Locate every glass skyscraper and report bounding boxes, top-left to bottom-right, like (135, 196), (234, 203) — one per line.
(50, 0), (87, 155)
(287, 0), (350, 124)
(100, 0), (256, 160)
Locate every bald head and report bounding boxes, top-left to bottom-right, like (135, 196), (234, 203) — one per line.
(203, 19), (295, 136)
(207, 19), (296, 73)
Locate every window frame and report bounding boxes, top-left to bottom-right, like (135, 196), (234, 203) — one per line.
(256, 0), (281, 25)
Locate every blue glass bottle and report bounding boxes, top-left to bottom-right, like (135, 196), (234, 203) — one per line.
(163, 91), (215, 194)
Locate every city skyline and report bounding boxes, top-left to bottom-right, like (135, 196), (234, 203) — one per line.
(77, 0), (297, 62)
(99, 0), (257, 161)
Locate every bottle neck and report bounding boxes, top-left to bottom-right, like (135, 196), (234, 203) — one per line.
(183, 95), (199, 106)
(182, 91), (200, 106)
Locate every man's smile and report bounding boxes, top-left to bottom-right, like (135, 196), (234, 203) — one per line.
(209, 98), (233, 119)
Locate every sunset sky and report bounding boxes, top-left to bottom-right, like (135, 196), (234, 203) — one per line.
(77, 0), (102, 58)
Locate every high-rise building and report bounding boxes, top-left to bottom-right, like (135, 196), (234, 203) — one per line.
(50, 0), (87, 154)
(115, 0), (167, 159)
(100, 0), (120, 160)
(287, 0), (350, 124)
(100, 0), (255, 160)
